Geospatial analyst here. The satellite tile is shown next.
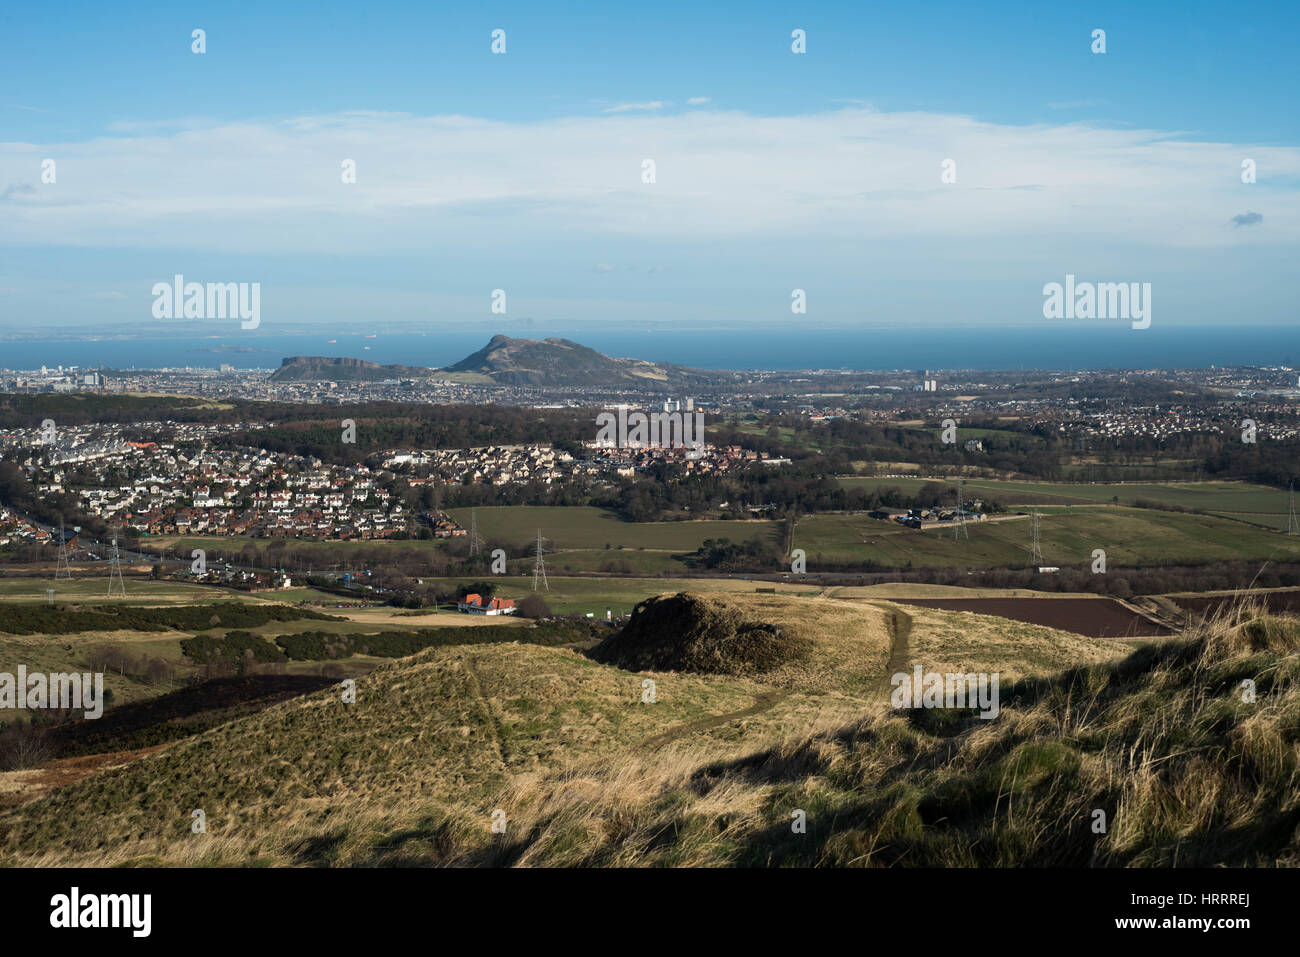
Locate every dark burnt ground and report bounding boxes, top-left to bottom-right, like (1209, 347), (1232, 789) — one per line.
(11, 675), (337, 762)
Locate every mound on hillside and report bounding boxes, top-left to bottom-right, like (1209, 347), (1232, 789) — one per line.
(590, 592), (813, 676)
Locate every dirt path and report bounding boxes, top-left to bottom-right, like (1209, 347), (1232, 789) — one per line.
(1117, 597), (1183, 632)
(461, 658), (509, 769)
(872, 603), (913, 698)
(635, 689), (793, 750)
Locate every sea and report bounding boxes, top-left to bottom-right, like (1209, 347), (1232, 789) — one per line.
(2, 324), (1299, 373)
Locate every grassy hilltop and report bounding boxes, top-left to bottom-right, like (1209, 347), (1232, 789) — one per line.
(14, 587), (1295, 867)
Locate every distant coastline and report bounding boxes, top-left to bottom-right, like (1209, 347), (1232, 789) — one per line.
(0, 325), (1298, 373)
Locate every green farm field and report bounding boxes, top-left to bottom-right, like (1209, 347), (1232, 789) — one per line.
(446, 506), (777, 550)
(448, 506), (780, 575)
(794, 506), (1300, 570)
(837, 476), (1291, 525)
(149, 508), (782, 577)
(0, 577), (236, 605)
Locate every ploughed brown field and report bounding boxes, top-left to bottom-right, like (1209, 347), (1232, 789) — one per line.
(1171, 589), (1300, 618)
(891, 597), (1172, 638)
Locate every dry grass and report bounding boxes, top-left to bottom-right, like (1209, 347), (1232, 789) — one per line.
(425, 606), (1298, 867)
(3, 592), (1290, 867)
(897, 603), (1126, 684)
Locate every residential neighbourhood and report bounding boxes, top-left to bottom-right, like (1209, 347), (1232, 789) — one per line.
(0, 416), (789, 547)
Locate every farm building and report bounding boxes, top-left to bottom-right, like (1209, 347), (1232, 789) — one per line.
(457, 593), (517, 616)
(869, 507), (907, 520)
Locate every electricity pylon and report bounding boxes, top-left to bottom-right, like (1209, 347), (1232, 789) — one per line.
(952, 479), (969, 541)
(1028, 510), (1044, 566)
(1287, 482), (1298, 536)
(469, 508), (482, 556)
(106, 528), (127, 597)
(532, 530), (549, 592)
(55, 521), (74, 579)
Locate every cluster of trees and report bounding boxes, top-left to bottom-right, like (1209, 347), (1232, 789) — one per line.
(83, 644), (175, 684)
(683, 537), (783, 572)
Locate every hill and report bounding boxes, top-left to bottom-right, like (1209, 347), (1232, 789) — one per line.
(441, 334), (724, 388)
(0, 590), (1140, 865)
(269, 356), (430, 382)
(481, 609), (1299, 866)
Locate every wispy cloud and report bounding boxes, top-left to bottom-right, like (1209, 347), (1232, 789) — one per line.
(602, 101), (667, 113)
(1, 107), (1296, 256)
(686, 97), (711, 106)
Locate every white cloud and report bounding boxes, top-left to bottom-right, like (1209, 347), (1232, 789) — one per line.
(686, 97), (711, 106)
(602, 101), (667, 113)
(0, 107), (1296, 257)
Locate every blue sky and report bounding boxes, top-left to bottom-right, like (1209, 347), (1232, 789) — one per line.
(1, 0), (1297, 336)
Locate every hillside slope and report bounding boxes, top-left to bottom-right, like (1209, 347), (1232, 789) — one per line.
(477, 611), (1300, 866)
(442, 334), (722, 388)
(9, 593), (1269, 868)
